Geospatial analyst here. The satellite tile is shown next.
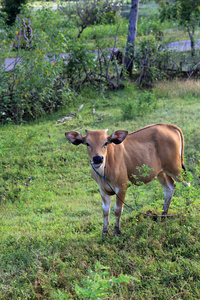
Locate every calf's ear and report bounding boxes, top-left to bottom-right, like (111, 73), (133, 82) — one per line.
(108, 130), (128, 144)
(65, 131), (85, 145)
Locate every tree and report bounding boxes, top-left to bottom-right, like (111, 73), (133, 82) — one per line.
(59, 0), (121, 38)
(124, 0), (139, 77)
(157, 0), (200, 56)
(1, 0), (28, 25)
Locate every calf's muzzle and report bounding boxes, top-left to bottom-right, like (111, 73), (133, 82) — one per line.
(93, 155), (104, 168)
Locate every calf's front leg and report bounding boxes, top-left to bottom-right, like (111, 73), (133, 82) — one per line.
(100, 189), (111, 234)
(114, 188), (126, 236)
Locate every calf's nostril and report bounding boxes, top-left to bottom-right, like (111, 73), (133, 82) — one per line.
(93, 156), (104, 164)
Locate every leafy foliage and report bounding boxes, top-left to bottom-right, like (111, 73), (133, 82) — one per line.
(157, 0), (200, 55)
(0, 0), (28, 25)
(0, 38), (74, 123)
(75, 262), (137, 299)
(134, 35), (167, 86)
(121, 90), (157, 120)
(157, 0), (200, 25)
(0, 3), (124, 124)
(59, 0), (121, 38)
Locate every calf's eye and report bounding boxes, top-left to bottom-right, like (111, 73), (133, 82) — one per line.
(103, 142), (108, 148)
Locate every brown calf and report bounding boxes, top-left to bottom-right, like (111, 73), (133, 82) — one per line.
(65, 124), (190, 235)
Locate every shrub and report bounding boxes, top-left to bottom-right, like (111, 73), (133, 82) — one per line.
(59, 0), (122, 38)
(0, 3), (123, 124)
(137, 15), (164, 39)
(0, 9), (75, 124)
(0, 58), (74, 124)
(121, 91), (157, 120)
(63, 23), (124, 91)
(64, 42), (97, 91)
(134, 35), (171, 86)
(0, 40), (77, 124)
(1, 0), (28, 25)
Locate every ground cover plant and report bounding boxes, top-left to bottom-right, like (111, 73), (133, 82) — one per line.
(0, 81), (200, 299)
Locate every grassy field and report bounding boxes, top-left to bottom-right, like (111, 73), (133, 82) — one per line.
(0, 81), (200, 299)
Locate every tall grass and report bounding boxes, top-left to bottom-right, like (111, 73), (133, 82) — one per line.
(155, 79), (200, 99)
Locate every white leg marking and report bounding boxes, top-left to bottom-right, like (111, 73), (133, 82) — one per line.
(114, 202), (123, 229)
(162, 181), (175, 214)
(177, 130), (182, 157)
(100, 188), (111, 233)
(114, 202), (123, 217)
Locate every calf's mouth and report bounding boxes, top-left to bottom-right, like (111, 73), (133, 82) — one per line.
(92, 155), (104, 169)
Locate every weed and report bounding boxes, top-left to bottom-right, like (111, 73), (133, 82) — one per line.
(121, 90), (157, 120)
(75, 261), (138, 299)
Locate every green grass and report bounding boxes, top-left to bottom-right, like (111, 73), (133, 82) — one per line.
(0, 82), (200, 299)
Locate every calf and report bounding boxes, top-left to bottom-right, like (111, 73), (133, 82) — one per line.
(65, 124), (190, 235)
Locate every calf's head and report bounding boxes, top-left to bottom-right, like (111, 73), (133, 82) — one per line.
(65, 129), (128, 169)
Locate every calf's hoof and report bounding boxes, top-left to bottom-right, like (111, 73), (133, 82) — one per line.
(113, 226), (121, 236)
(101, 229), (110, 239)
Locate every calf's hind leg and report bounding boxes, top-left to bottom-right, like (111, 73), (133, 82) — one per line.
(157, 171), (175, 218)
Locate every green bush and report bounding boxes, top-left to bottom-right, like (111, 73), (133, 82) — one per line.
(96, 1), (120, 24)
(121, 91), (157, 120)
(134, 35), (170, 86)
(0, 7), (75, 124)
(64, 42), (97, 91)
(137, 15), (164, 39)
(0, 3), (124, 124)
(1, 0), (28, 25)
(0, 56), (74, 124)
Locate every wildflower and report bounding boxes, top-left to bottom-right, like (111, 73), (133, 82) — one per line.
(16, 31), (19, 35)
(39, 50), (42, 55)
(15, 79), (18, 83)
(52, 62), (55, 66)
(25, 94), (27, 98)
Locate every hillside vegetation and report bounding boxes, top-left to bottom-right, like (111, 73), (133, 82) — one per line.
(0, 81), (200, 299)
